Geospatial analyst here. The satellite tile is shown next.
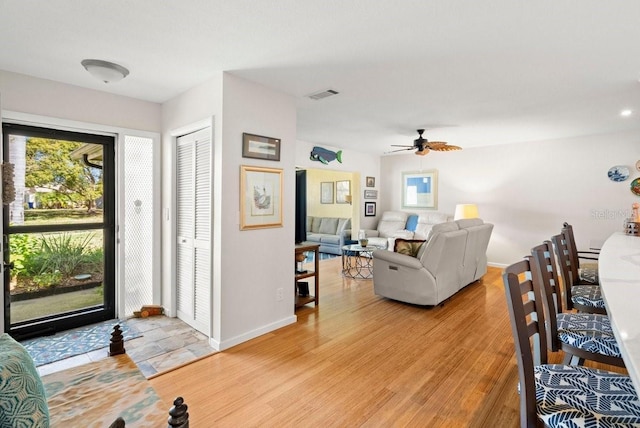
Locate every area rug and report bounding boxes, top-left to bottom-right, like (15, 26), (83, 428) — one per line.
(21, 320), (142, 367)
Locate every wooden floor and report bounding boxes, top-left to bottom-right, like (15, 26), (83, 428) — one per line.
(150, 258), (626, 427)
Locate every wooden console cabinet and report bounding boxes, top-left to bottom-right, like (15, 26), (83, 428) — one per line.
(294, 243), (319, 308)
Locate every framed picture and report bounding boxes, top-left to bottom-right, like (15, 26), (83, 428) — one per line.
(365, 201), (376, 217)
(402, 169), (438, 209)
(336, 180), (351, 204)
(366, 176), (375, 187)
(320, 181), (334, 204)
(242, 133), (281, 161)
(364, 189), (377, 199)
(240, 165), (283, 230)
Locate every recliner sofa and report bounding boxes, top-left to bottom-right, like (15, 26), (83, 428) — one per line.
(361, 210), (451, 249)
(372, 218), (493, 306)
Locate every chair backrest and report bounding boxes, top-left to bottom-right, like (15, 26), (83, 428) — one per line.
(377, 211), (409, 238)
(503, 258), (549, 428)
(550, 232), (575, 311)
(530, 241), (562, 352)
(456, 219), (493, 284)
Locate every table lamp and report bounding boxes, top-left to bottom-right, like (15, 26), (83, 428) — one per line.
(454, 204), (479, 220)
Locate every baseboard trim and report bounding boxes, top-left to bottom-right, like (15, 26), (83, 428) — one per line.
(215, 315), (297, 351)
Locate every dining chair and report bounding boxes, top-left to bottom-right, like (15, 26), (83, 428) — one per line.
(503, 258), (640, 428)
(562, 222), (599, 285)
(530, 242), (624, 367)
(551, 233), (606, 315)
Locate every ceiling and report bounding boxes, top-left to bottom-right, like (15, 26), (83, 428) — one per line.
(1, 0), (640, 155)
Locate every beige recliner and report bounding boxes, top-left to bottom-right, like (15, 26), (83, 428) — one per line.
(372, 219), (493, 306)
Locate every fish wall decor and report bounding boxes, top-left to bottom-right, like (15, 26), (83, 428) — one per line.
(310, 146), (343, 165)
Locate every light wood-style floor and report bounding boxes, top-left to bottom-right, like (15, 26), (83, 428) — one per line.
(150, 257), (626, 427)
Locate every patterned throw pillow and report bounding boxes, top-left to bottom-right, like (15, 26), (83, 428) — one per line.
(394, 238), (426, 257)
(0, 333), (50, 427)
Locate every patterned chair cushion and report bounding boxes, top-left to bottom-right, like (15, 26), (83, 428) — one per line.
(535, 364), (640, 427)
(556, 314), (621, 358)
(571, 285), (606, 309)
(556, 313), (612, 333)
(0, 333), (50, 427)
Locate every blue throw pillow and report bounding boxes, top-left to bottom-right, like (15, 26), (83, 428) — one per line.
(0, 333), (50, 428)
(405, 215), (419, 232)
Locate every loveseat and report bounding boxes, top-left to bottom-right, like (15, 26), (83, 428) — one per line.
(361, 211), (452, 250)
(372, 218), (493, 306)
(306, 216), (352, 255)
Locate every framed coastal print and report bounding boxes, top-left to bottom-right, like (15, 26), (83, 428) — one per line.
(402, 169), (438, 209)
(240, 165), (283, 230)
(321, 181), (334, 204)
(336, 180), (351, 204)
(365, 202), (376, 217)
(242, 133), (281, 161)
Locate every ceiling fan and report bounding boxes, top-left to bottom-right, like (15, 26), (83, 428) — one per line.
(390, 129), (462, 156)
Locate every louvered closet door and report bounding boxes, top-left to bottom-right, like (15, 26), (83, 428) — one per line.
(176, 127), (211, 335)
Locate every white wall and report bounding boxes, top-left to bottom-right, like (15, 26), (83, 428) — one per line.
(380, 131), (640, 266)
(296, 140), (380, 231)
(219, 73), (297, 348)
(0, 71), (161, 131)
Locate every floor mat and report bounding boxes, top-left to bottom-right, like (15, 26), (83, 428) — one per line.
(21, 319), (142, 367)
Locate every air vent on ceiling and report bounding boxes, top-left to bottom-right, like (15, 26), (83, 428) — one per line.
(307, 89), (339, 101)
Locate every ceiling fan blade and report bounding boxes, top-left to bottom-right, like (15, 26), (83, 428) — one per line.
(390, 144), (413, 147)
(428, 142), (462, 151)
(387, 147), (414, 153)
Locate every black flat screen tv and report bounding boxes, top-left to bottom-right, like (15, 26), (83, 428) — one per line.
(295, 169), (307, 243)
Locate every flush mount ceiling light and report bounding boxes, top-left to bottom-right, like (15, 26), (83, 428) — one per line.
(81, 59), (129, 83)
(620, 109), (633, 117)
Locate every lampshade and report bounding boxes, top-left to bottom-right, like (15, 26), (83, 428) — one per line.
(454, 204), (479, 220)
(81, 59), (129, 83)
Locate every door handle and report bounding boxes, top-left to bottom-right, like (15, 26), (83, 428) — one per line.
(3, 261), (14, 270)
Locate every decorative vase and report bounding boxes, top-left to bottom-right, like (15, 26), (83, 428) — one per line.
(359, 238), (369, 247)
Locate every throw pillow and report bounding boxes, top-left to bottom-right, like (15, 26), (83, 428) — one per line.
(394, 238), (426, 257)
(0, 333), (50, 428)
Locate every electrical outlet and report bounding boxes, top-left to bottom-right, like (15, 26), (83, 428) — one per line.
(276, 287), (284, 301)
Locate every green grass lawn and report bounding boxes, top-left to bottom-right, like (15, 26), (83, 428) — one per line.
(10, 287), (103, 324)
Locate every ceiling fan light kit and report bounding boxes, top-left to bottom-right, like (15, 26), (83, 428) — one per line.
(389, 129), (462, 155)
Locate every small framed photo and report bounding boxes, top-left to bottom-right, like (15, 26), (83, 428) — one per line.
(242, 133), (281, 161)
(365, 201), (376, 217)
(320, 182), (334, 204)
(366, 176), (375, 187)
(364, 189), (377, 199)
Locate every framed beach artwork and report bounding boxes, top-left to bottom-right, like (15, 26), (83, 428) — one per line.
(321, 181), (334, 204)
(336, 180), (351, 204)
(240, 165), (283, 230)
(402, 170), (438, 209)
(242, 133), (281, 161)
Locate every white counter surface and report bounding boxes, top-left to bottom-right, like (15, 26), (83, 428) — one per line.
(599, 232), (640, 395)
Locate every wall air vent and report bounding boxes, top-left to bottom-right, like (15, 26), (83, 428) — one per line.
(307, 89), (339, 101)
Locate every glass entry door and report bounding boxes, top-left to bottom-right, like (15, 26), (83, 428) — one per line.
(2, 123), (115, 340)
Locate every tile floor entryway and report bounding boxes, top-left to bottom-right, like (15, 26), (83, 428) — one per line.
(36, 316), (216, 378)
